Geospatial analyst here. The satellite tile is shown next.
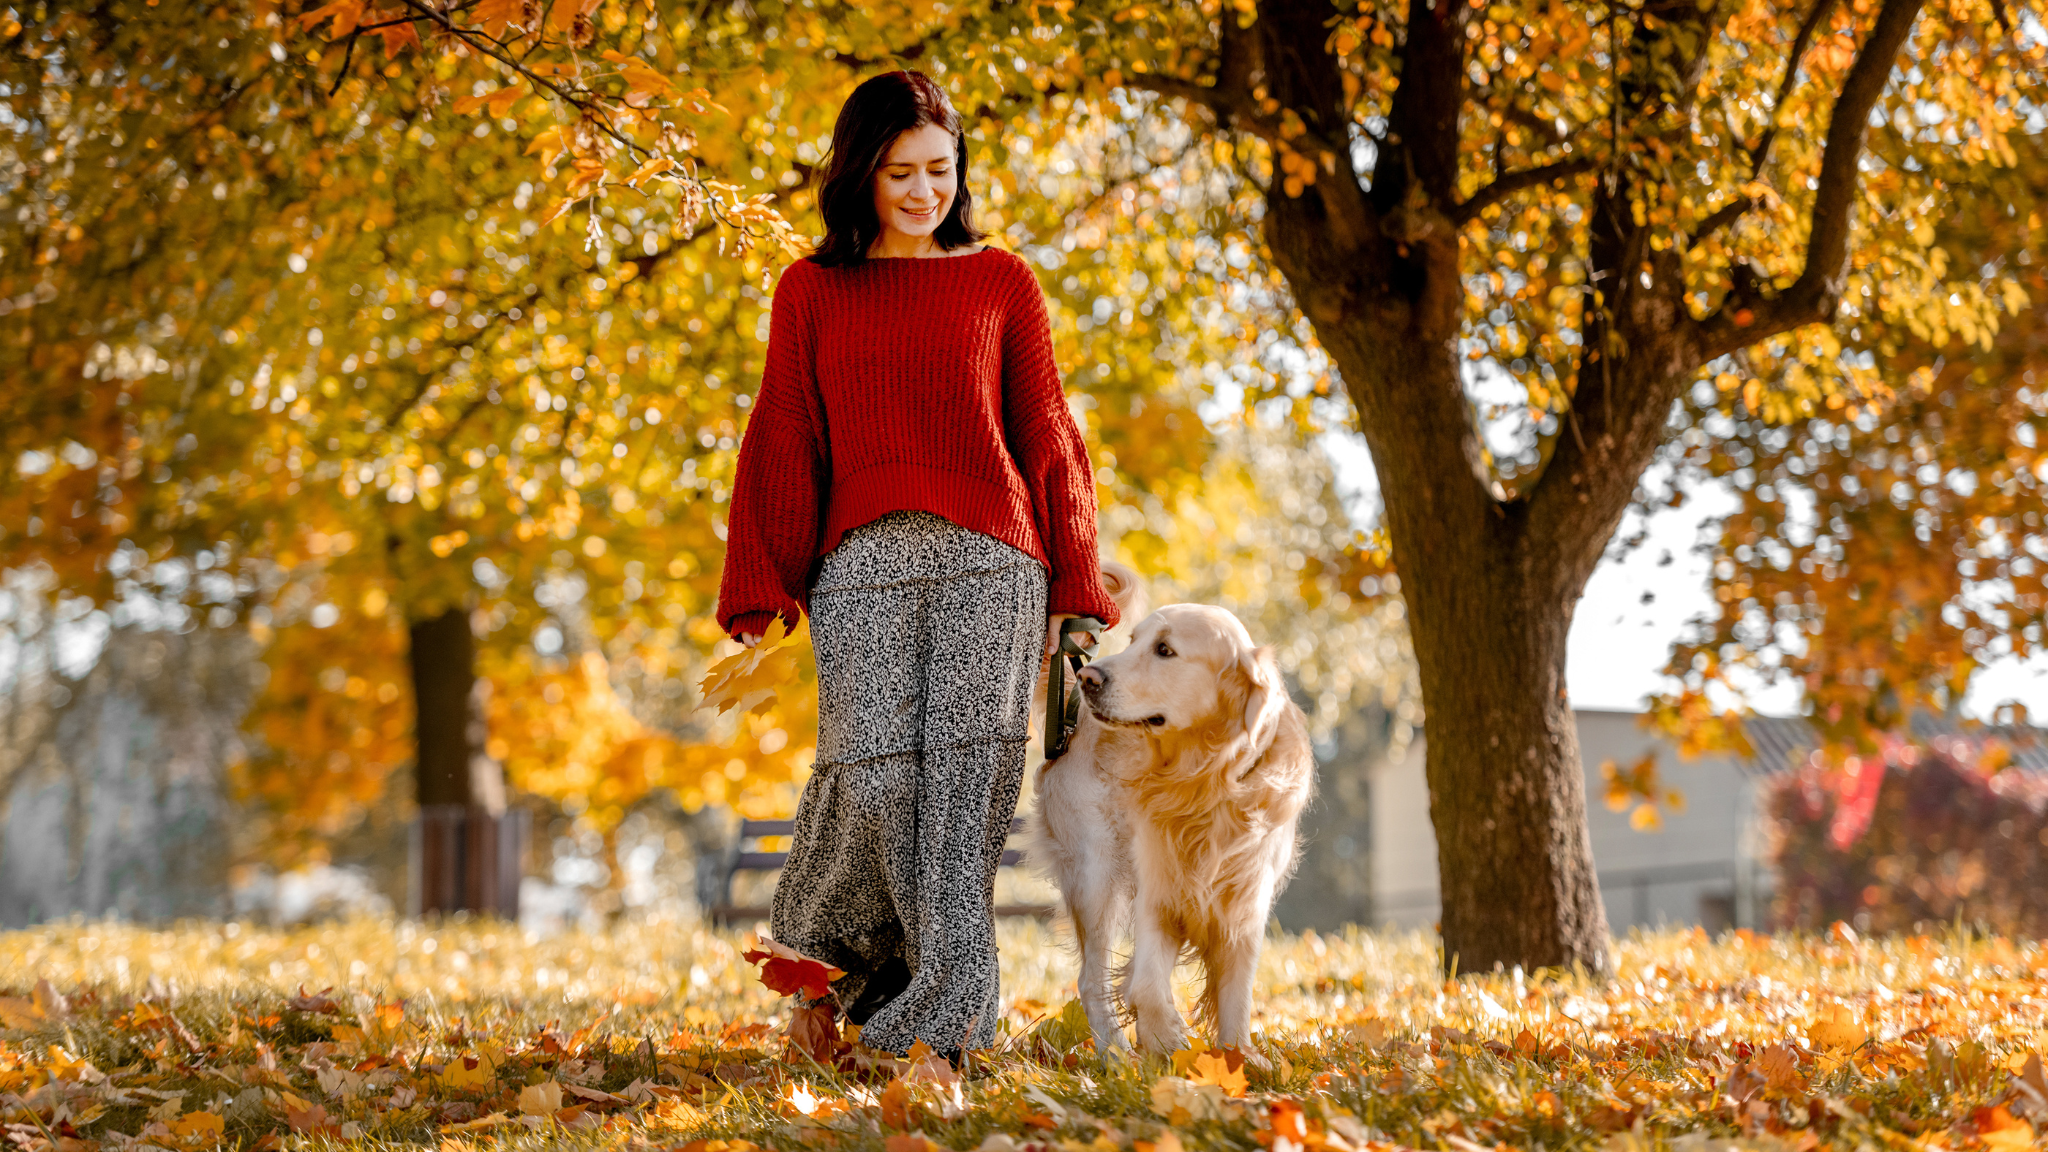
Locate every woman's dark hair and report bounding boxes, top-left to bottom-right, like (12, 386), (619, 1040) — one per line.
(809, 71), (986, 267)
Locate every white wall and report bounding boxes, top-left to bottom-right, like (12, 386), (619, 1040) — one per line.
(1367, 709), (1765, 933)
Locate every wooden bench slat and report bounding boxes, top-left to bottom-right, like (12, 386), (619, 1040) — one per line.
(712, 814), (1041, 926)
(737, 816), (1027, 849)
(715, 903), (1055, 923)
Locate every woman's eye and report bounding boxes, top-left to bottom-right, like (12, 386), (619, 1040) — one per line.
(1154, 642), (1175, 659)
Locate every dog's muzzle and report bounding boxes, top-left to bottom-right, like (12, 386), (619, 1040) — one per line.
(1080, 671), (1169, 730)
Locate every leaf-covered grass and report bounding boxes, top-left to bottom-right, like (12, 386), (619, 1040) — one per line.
(2, 917), (2044, 1152)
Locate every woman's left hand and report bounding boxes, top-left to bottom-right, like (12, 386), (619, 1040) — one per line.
(1046, 613), (1096, 662)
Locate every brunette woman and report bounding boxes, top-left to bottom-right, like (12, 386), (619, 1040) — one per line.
(715, 71), (1120, 1058)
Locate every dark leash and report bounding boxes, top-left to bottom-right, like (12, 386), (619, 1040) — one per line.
(1044, 615), (1105, 762)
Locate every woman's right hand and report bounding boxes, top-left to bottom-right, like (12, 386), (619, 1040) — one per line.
(738, 633), (763, 649)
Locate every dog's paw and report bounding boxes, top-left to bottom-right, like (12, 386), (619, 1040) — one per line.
(1086, 1017), (1133, 1054)
(1132, 1017), (1189, 1056)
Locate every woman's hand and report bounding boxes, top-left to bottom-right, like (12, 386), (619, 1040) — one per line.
(739, 633), (763, 649)
(1045, 613), (1096, 662)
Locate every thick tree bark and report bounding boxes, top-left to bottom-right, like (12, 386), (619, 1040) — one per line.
(1404, 533), (1606, 972)
(408, 608), (520, 917)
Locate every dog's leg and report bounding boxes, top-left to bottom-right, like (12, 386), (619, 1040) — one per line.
(1206, 931), (1264, 1051)
(1126, 903), (1187, 1054)
(1067, 877), (1129, 1052)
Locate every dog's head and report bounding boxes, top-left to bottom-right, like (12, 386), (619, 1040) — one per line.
(1077, 604), (1290, 780)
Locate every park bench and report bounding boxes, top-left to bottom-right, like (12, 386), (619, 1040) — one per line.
(705, 815), (1053, 925)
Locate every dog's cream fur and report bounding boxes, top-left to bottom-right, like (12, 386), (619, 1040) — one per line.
(1031, 590), (1315, 1055)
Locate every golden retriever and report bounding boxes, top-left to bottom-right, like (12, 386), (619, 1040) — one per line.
(1030, 601), (1315, 1056)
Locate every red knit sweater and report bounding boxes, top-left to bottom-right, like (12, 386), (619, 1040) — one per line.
(716, 247), (1120, 638)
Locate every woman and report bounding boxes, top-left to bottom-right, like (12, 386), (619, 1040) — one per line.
(715, 71), (1121, 1059)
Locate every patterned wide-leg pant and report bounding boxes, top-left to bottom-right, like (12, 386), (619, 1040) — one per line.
(769, 511), (1047, 1056)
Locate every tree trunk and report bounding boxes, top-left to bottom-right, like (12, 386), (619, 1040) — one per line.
(411, 609), (479, 810)
(408, 608), (521, 917)
(1401, 524), (1610, 973)
(1309, 301), (1618, 974)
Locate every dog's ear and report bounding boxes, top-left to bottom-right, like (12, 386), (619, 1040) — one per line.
(1097, 560), (1148, 628)
(1221, 645), (1286, 781)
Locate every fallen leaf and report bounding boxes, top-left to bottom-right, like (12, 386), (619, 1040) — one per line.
(286, 1101), (339, 1136)
(1189, 1049), (1249, 1097)
(518, 1080), (564, 1115)
(786, 1003), (842, 1065)
(880, 1077), (913, 1129)
(438, 1112), (512, 1134)
(1808, 1005), (1868, 1050)
(168, 1111), (225, 1142)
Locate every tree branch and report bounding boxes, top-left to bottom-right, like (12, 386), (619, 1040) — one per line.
(1379, 0), (1472, 209)
(1751, 0), (1843, 174)
(1688, 0), (1841, 246)
(1122, 11), (1294, 146)
(1453, 156), (1598, 224)
(1698, 0), (1925, 360)
(1686, 196), (1751, 248)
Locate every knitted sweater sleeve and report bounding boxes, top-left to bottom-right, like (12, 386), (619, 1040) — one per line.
(998, 256), (1121, 628)
(717, 263), (827, 638)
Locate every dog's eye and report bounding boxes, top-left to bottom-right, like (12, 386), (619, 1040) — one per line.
(1154, 641), (1175, 659)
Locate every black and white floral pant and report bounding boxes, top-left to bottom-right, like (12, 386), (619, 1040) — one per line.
(770, 511), (1046, 1055)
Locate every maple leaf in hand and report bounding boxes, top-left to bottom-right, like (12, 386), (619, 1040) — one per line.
(699, 617), (803, 719)
(741, 932), (842, 1000)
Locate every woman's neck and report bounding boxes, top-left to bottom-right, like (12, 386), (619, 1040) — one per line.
(867, 230), (973, 259)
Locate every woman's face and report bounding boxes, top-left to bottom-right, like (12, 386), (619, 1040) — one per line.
(870, 123), (958, 246)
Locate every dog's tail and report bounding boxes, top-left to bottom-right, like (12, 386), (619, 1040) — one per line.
(1098, 559), (1147, 630)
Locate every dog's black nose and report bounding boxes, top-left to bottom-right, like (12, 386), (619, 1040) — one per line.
(1076, 665), (1106, 694)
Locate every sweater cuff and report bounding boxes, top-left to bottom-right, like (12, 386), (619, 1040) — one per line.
(727, 611), (780, 640)
(1048, 573), (1120, 630)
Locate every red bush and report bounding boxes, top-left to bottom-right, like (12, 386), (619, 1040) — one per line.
(1766, 740), (2048, 935)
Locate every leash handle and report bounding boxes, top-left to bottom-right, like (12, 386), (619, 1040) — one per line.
(1045, 616), (1105, 762)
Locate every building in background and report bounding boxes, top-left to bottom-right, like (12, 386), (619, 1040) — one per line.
(1363, 709), (2048, 936)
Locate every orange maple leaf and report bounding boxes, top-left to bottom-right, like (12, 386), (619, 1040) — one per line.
(1189, 1049), (1249, 1097)
(471, 0), (526, 39)
(367, 8), (419, 57)
(297, 0), (366, 37)
(1255, 1097), (1310, 1148)
(453, 87), (523, 118)
(879, 1077), (912, 1130)
(740, 933), (842, 1000)
(786, 1003), (843, 1065)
